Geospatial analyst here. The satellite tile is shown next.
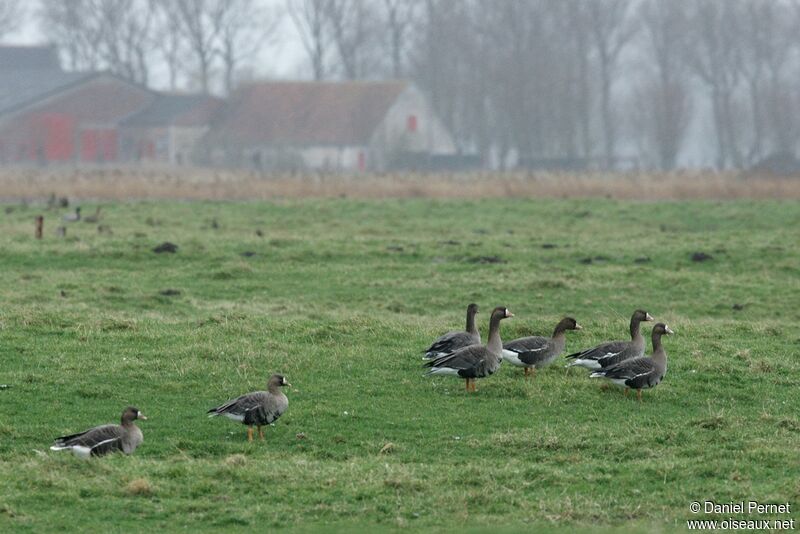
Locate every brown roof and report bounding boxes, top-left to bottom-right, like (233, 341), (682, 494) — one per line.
(123, 93), (222, 128)
(212, 81), (409, 146)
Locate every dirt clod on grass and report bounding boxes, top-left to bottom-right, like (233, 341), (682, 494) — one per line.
(125, 478), (154, 496)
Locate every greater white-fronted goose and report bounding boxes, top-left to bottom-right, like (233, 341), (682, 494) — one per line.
(83, 207), (102, 223)
(590, 323), (673, 401)
(62, 207), (81, 222)
(50, 406), (147, 458)
(565, 310), (654, 370)
(423, 303), (480, 359)
(503, 317), (582, 377)
(425, 306), (513, 392)
(208, 374), (290, 442)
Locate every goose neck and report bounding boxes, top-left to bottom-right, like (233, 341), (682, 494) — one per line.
(466, 310), (478, 336)
(630, 317), (643, 341)
(487, 314), (503, 353)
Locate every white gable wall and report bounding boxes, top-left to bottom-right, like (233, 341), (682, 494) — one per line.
(369, 86), (457, 171)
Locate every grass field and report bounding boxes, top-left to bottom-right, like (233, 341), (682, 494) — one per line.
(0, 197), (798, 532)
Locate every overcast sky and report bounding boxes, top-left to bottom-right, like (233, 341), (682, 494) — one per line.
(4, 0), (308, 83)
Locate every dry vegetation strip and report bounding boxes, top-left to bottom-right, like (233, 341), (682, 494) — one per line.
(1, 167), (800, 201)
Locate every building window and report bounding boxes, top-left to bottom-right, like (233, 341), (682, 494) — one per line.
(407, 115), (418, 133)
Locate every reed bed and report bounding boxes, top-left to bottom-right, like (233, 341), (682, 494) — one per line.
(1, 166), (799, 201)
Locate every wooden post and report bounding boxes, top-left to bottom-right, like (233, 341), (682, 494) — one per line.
(35, 216), (43, 239)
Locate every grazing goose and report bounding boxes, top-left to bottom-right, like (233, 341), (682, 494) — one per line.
(590, 323), (673, 401)
(565, 309), (654, 370)
(62, 207), (81, 222)
(50, 406), (147, 459)
(423, 303), (480, 359)
(425, 306), (513, 392)
(208, 374), (290, 442)
(503, 317), (582, 377)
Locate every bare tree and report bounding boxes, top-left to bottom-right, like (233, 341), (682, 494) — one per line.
(287, 0), (331, 80)
(173, 0), (226, 93)
(381, 0), (419, 78)
(685, 0), (745, 169)
(38, 0), (103, 71)
(410, 0), (474, 146)
(324, 0), (378, 79)
(93, 0), (155, 84)
(563, 0), (595, 160)
(0, 0), (24, 39)
(215, 0), (283, 94)
(737, 0), (798, 160)
(153, 1), (186, 90)
(637, 0), (693, 169)
(587, 0), (637, 168)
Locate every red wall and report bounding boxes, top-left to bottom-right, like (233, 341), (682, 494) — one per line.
(80, 129), (117, 162)
(0, 75), (153, 164)
(35, 113), (75, 161)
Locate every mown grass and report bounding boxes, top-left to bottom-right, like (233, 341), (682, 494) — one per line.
(0, 198), (798, 532)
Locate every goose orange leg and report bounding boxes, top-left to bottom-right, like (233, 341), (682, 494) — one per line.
(624, 388), (630, 397)
(247, 427), (254, 442)
(637, 390), (642, 402)
(258, 426), (265, 440)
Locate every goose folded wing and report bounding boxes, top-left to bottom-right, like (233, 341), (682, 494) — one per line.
(567, 340), (627, 362)
(425, 331), (472, 354)
(504, 336), (549, 364)
(54, 424), (123, 449)
(88, 436), (124, 456)
(210, 391), (264, 417)
(425, 344), (487, 371)
(597, 357), (655, 380)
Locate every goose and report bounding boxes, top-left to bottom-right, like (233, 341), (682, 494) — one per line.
(425, 306), (513, 392)
(502, 317), (582, 377)
(50, 406), (147, 459)
(62, 207), (81, 222)
(590, 323), (673, 401)
(83, 207), (102, 223)
(423, 303), (480, 359)
(565, 310), (654, 370)
(208, 374), (290, 441)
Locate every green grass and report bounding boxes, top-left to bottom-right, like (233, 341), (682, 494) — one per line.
(0, 198), (798, 532)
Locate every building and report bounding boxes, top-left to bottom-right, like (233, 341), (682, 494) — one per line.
(0, 46), (460, 171)
(119, 94), (222, 165)
(0, 45), (214, 167)
(202, 81), (457, 172)
(0, 45), (154, 165)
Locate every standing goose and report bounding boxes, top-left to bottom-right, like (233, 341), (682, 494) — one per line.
(425, 306), (513, 392)
(423, 303), (480, 359)
(83, 207), (102, 223)
(565, 310), (654, 370)
(503, 317), (582, 377)
(590, 323), (673, 401)
(50, 406), (147, 459)
(208, 374), (290, 442)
